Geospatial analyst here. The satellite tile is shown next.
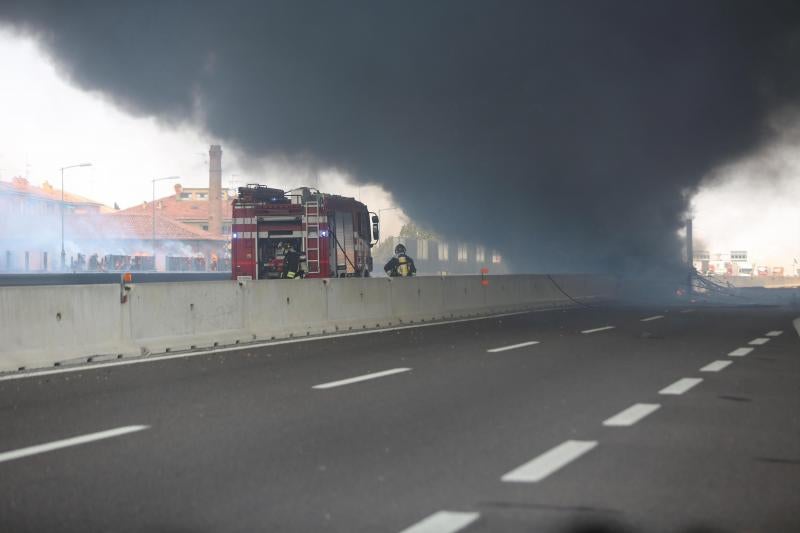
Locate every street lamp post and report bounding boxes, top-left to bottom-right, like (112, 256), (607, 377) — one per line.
(60, 163), (92, 269)
(152, 176), (180, 269)
(378, 207), (399, 219)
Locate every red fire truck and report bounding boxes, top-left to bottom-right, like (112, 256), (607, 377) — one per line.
(231, 185), (380, 280)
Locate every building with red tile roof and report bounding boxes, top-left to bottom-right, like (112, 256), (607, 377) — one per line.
(100, 212), (227, 242)
(0, 177), (228, 272)
(118, 184), (234, 235)
(0, 176), (106, 216)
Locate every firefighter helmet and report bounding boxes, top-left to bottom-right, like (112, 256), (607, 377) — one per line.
(395, 243), (406, 255)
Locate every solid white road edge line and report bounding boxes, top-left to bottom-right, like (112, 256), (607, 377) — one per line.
(794, 317), (800, 338)
(602, 403), (661, 427)
(700, 360), (732, 372)
(399, 511), (480, 533)
(765, 330), (783, 337)
(659, 377), (703, 395)
(501, 440), (598, 483)
(748, 337), (770, 345)
(728, 347), (753, 357)
(486, 341), (540, 353)
(0, 309), (538, 383)
(581, 326), (615, 334)
(640, 315), (664, 322)
(0, 425), (149, 464)
(312, 368), (411, 389)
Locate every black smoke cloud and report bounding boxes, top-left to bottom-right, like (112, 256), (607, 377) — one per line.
(2, 1), (800, 273)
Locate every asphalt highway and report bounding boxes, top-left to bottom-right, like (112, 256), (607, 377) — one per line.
(0, 303), (797, 532)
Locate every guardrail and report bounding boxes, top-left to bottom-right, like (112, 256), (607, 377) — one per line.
(0, 274), (616, 373)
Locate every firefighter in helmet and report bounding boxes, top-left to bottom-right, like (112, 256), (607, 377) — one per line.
(281, 242), (302, 279)
(384, 243), (416, 277)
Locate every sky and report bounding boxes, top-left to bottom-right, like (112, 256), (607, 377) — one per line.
(1, 4), (799, 273)
(0, 29), (409, 237)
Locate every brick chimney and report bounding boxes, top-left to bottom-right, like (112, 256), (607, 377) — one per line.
(209, 145), (223, 235)
(174, 183), (183, 200)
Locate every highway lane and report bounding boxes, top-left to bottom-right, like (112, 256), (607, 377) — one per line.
(0, 304), (797, 532)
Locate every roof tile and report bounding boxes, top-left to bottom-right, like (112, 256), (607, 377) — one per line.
(69, 212), (226, 241)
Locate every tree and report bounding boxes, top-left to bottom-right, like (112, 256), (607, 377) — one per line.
(399, 222), (435, 240)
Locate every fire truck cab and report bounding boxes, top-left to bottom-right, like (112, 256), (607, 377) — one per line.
(231, 185), (379, 280)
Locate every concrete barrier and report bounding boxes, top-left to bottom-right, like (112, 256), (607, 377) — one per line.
(129, 281), (249, 354)
(0, 284), (134, 370)
(245, 278), (330, 338)
(325, 278), (394, 331)
(0, 274), (617, 373)
(441, 276), (486, 316)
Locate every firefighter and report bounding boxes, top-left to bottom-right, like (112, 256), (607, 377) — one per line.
(384, 243), (416, 277)
(281, 242), (302, 279)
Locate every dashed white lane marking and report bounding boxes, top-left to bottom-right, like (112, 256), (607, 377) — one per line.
(640, 315), (664, 322)
(680, 309), (695, 313)
(701, 360), (732, 372)
(749, 337), (770, 345)
(659, 377), (703, 395)
(487, 341), (540, 353)
(399, 511), (480, 533)
(501, 440), (598, 483)
(0, 425), (149, 464)
(765, 330), (783, 337)
(0, 309), (538, 383)
(602, 403), (661, 427)
(581, 326), (615, 334)
(312, 368), (411, 389)
(728, 347), (753, 357)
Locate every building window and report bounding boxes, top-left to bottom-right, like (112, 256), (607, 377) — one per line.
(222, 224), (231, 234)
(196, 192), (208, 199)
(417, 239), (429, 260)
(180, 192), (191, 199)
(476, 246), (485, 263)
(438, 242), (449, 261)
(202, 225), (209, 231)
(457, 244), (468, 262)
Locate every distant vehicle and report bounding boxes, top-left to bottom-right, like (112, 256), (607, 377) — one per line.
(707, 261), (731, 276)
(231, 185), (379, 280)
(756, 265), (769, 276)
(772, 266), (784, 276)
(708, 261), (728, 276)
(736, 262), (753, 277)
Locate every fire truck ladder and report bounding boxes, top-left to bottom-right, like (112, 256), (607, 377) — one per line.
(304, 200), (321, 274)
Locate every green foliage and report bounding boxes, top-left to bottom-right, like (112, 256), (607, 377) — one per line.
(399, 222), (435, 240)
